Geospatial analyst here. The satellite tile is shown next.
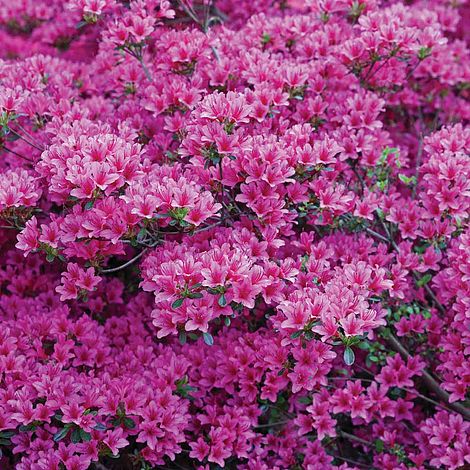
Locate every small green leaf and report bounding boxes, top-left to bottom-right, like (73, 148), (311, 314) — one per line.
(261, 33), (271, 45)
(19, 424), (37, 432)
(290, 331), (303, 339)
(304, 330), (314, 340)
(171, 298), (184, 309)
(80, 429), (92, 441)
(218, 294), (227, 307)
(0, 438), (11, 445)
(416, 273), (432, 287)
(298, 396), (311, 405)
(224, 316), (231, 327)
(343, 347), (355, 366)
(203, 332), (214, 346)
(93, 422), (107, 431)
(123, 417), (136, 429)
(85, 200), (94, 210)
(398, 174), (416, 186)
(53, 427), (69, 442)
(375, 438), (384, 453)
(136, 227), (147, 241)
(71, 428), (81, 443)
(6, 133), (20, 142)
(46, 253), (55, 263)
(178, 331), (187, 345)
(188, 292), (203, 299)
(418, 46), (432, 60)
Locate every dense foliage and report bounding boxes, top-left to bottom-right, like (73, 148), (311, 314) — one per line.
(0, 0), (469, 469)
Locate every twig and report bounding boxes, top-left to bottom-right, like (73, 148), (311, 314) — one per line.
(331, 454), (372, 469)
(15, 123), (45, 150)
(2, 146), (34, 162)
(412, 133), (423, 199)
(339, 431), (373, 447)
(329, 377), (455, 414)
(137, 56), (153, 82)
(122, 47), (153, 82)
(93, 464), (111, 470)
(364, 227), (389, 244)
(9, 128), (44, 151)
(254, 419), (290, 429)
(193, 221), (222, 233)
(101, 248), (148, 274)
(365, 218), (445, 314)
(411, 272), (445, 315)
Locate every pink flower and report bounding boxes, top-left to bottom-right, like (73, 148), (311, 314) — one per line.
(16, 216), (40, 256)
(103, 428), (129, 456)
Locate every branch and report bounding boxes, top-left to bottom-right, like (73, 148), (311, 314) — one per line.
(254, 419), (290, 429)
(364, 227), (389, 244)
(339, 431), (372, 447)
(384, 331), (470, 420)
(2, 146), (34, 162)
(93, 464), (111, 470)
(9, 128), (44, 152)
(367, 218), (446, 314)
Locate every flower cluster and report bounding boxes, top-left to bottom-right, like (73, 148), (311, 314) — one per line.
(0, 0), (469, 468)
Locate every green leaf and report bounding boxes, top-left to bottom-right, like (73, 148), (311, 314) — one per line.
(418, 46), (432, 60)
(136, 227), (147, 241)
(171, 298), (184, 309)
(202, 332), (214, 346)
(304, 330), (314, 340)
(80, 429), (92, 441)
(123, 417), (136, 429)
(178, 331), (187, 345)
(188, 292), (203, 299)
(0, 438), (11, 445)
(224, 316), (231, 327)
(85, 200), (94, 210)
(375, 438), (384, 453)
(0, 431), (15, 438)
(398, 174), (416, 186)
(6, 133), (20, 142)
(261, 33), (271, 45)
(71, 428), (81, 443)
(416, 274), (432, 287)
(19, 424), (37, 432)
(53, 427), (69, 442)
(290, 331), (303, 339)
(46, 253), (55, 263)
(343, 347), (355, 366)
(93, 422), (107, 431)
(218, 294), (227, 307)
(298, 396), (311, 405)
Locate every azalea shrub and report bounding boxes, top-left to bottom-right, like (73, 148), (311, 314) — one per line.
(0, 0), (469, 469)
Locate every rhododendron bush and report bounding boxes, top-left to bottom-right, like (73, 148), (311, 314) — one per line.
(0, 0), (469, 468)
